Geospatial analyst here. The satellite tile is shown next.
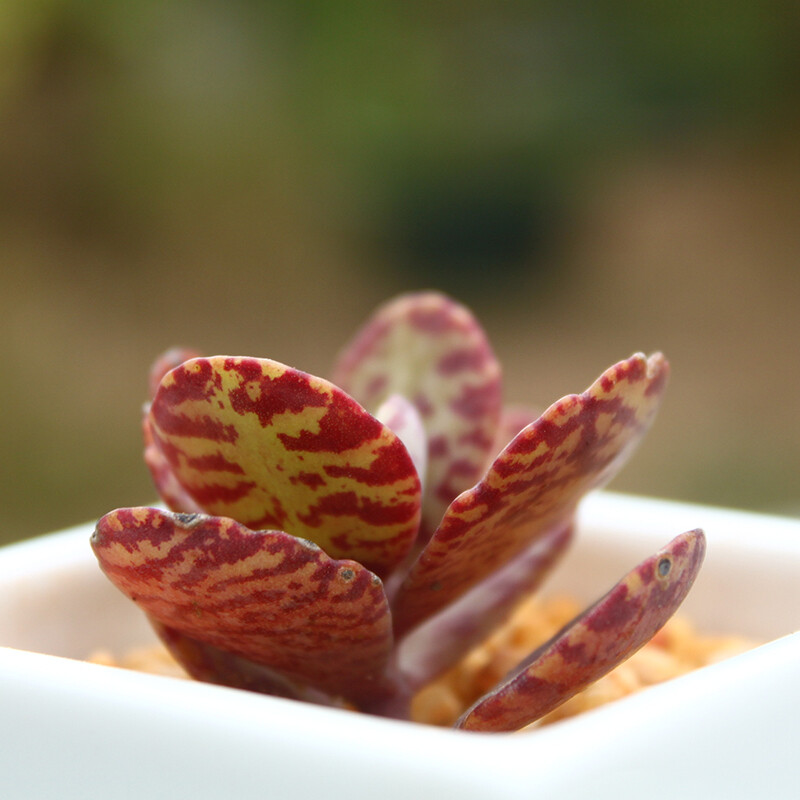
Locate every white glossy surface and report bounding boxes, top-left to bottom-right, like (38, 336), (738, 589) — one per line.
(1, 493), (799, 799)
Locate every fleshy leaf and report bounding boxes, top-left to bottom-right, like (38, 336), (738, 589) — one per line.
(391, 353), (669, 635)
(398, 523), (573, 689)
(151, 620), (340, 705)
(144, 348), (206, 513)
(456, 529), (706, 732)
(148, 347), (201, 400)
(143, 416), (203, 513)
(91, 508), (394, 705)
(148, 356), (421, 575)
(489, 404), (543, 466)
(332, 292), (502, 538)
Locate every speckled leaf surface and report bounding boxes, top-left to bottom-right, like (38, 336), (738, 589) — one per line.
(332, 292), (502, 537)
(151, 620), (338, 705)
(457, 529), (706, 732)
(91, 508), (394, 705)
(489, 404), (543, 465)
(144, 348), (205, 513)
(148, 347), (201, 400)
(143, 416), (202, 514)
(147, 356), (421, 575)
(391, 353), (670, 636)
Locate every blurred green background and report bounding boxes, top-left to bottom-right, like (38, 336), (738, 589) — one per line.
(2, 1), (799, 545)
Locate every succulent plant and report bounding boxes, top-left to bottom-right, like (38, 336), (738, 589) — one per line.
(91, 292), (705, 732)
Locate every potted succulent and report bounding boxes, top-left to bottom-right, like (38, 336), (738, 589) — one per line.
(1, 292), (799, 798)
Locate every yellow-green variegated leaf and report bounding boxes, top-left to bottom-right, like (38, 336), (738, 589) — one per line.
(332, 292), (502, 539)
(148, 357), (421, 575)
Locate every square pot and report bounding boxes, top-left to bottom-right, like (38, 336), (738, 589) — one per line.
(1, 492), (798, 799)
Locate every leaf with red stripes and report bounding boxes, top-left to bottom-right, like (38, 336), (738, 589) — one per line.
(391, 353), (670, 636)
(148, 347), (201, 400)
(150, 620), (340, 705)
(147, 356), (422, 575)
(143, 416), (202, 514)
(91, 508), (394, 706)
(143, 348), (205, 513)
(456, 529), (706, 732)
(332, 292), (502, 538)
(489, 404), (543, 464)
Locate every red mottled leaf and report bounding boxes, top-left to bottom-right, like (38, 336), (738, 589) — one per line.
(144, 349), (204, 513)
(148, 356), (422, 575)
(91, 508), (394, 706)
(398, 523), (573, 689)
(391, 353), (670, 636)
(457, 529), (706, 732)
(143, 417), (203, 513)
(489, 404), (543, 464)
(150, 620), (339, 706)
(148, 348), (201, 399)
(332, 292), (502, 538)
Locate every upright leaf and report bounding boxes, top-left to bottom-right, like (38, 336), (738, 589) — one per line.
(333, 292), (502, 537)
(148, 356), (421, 575)
(148, 347), (201, 400)
(392, 353), (669, 635)
(144, 348), (204, 513)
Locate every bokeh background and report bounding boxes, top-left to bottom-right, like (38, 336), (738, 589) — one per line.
(2, 1), (799, 545)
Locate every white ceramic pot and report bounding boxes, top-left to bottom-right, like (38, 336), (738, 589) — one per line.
(1, 492), (798, 800)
